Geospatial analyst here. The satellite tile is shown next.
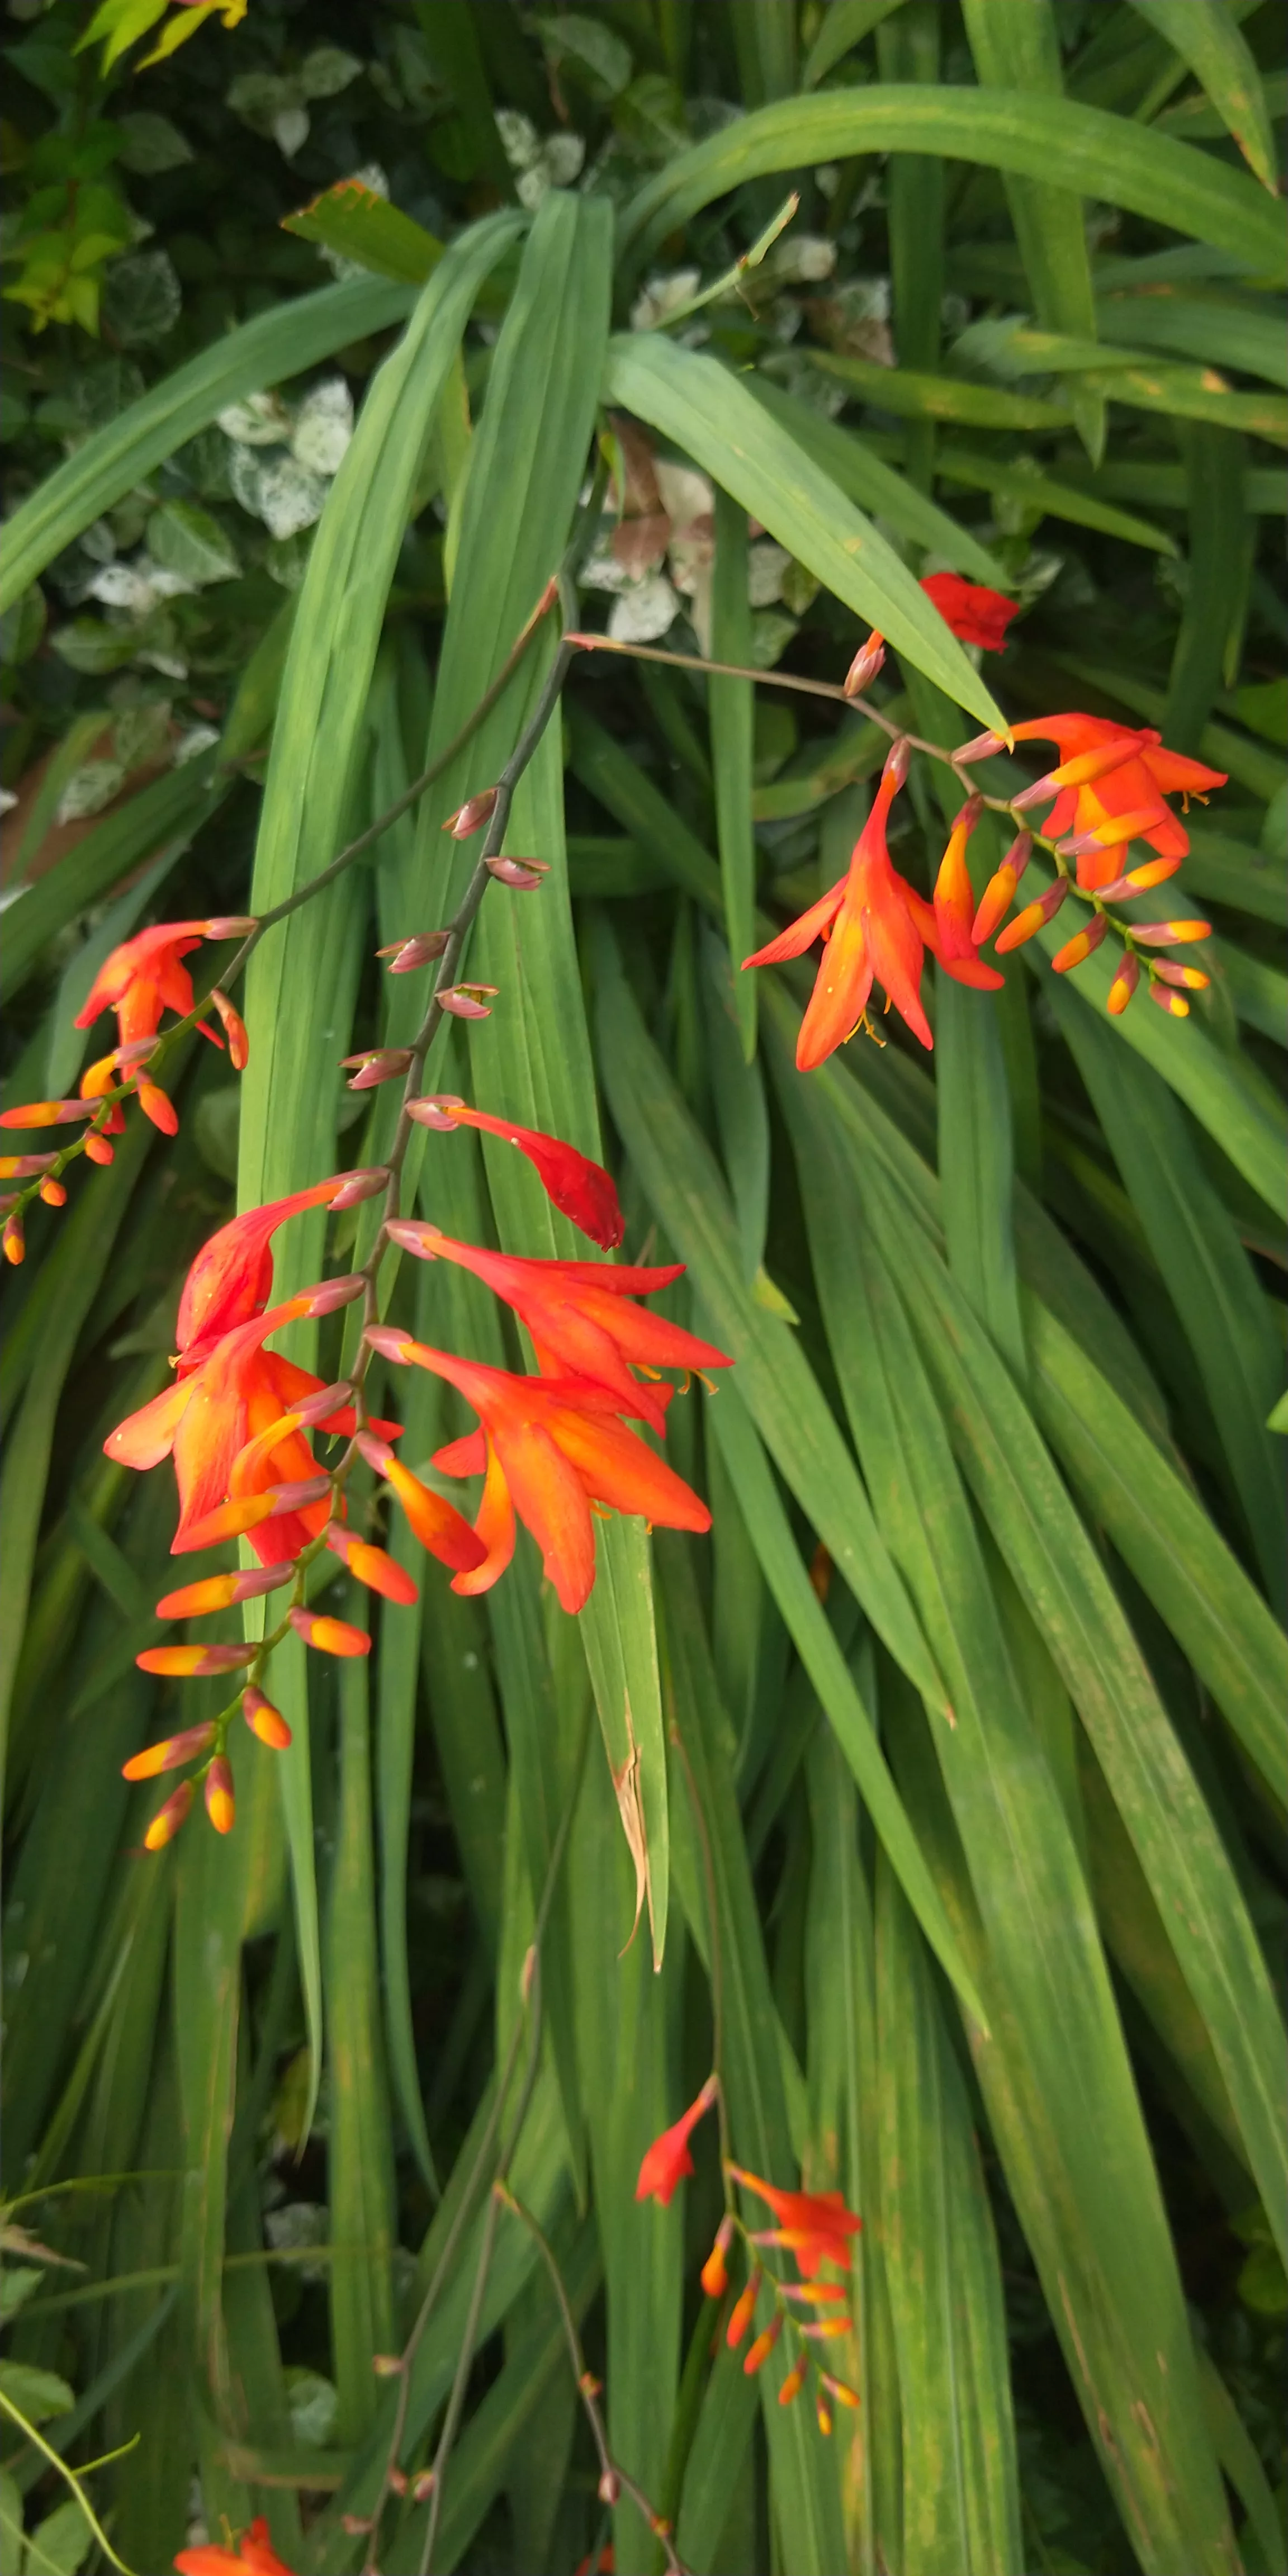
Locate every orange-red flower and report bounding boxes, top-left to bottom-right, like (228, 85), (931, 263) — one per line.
(365, 1327), (712, 1613)
(382, 1229), (728, 1431)
(175, 1170), (384, 1361)
(176, 2516), (297, 2575)
(106, 1292), (400, 1566)
(729, 2166), (861, 2278)
(920, 572), (1020, 652)
(1006, 715), (1225, 887)
(75, 917), (253, 1055)
(635, 2075), (718, 2206)
(406, 1097), (624, 1250)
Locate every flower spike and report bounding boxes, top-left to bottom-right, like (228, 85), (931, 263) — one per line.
(635, 2075), (718, 2206)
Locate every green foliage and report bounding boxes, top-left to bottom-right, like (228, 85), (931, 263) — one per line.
(1, 4), (1285, 2572)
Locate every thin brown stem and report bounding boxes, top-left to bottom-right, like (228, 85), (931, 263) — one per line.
(563, 626), (962, 768)
(499, 2185), (694, 2576)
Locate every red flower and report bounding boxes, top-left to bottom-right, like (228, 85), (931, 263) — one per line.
(743, 747), (935, 1063)
(1007, 714), (1226, 887)
(729, 2166), (861, 2277)
(175, 2516), (297, 2575)
(382, 1228), (729, 1432)
(105, 1292), (401, 1566)
(635, 2076), (718, 2206)
(407, 1097), (624, 1250)
(75, 917), (253, 1055)
(175, 1169), (385, 1362)
(365, 1327), (712, 1613)
(920, 572), (1020, 653)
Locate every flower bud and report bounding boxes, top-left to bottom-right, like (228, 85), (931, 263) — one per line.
(994, 877), (1068, 954)
(326, 1525), (419, 1604)
(411, 2470), (436, 2503)
(39, 1178), (67, 1208)
(287, 1379), (352, 1429)
(727, 2275), (760, 2350)
(843, 632), (885, 697)
(289, 1607), (371, 1658)
(371, 2353), (403, 2378)
(202, 916), (257, 938)
(84, 1133), (116, 1166)
(1051, 911), (1109, 974)
(778, 2360), (807, 2407)
(744, 2313), (783, 2376)
(0, 1152), (59, 1179)
(1149, 983), (1190, 1017)
(700, 2215), (735, 2302)
(881, 736), (911, 789)
(952, 793), (984, 835)
(822, 2372), (861, 2409)
(144, 1778), (194, 1850)
(1055, 808), (1159, 860)
(1150, 958), (1209, 990)
(2, 1211), (22, 1266)
(123, 1722), (217, 1781)
(138, 1081), (178, 1135)
(378, 931), (450, 971)
(486, 854), (549, 889)
(406, 1093), (465, 1131)
(243, 1687), (291, 1749)
(443, 788), (498, 839)
(598, 2470), (621, 2507)
(952, 728), (1006, 764)
(205, 1758), (235, 1836)
(1106, 952), (1140, 1016)
(438, 983), (498, 1020)
(0, 1098), (96, 1129)
(136, 1643), (258, 1678)
(1123, 854), (1181, 891)
(329, 1166), (388, 1210)
(115, 1036), (159, 1070)
(155, 1568), (291, 1618)
(816, 2390), (834, 2436)
(971, 832), (1031, 945)
(1130, 918), (1211, 947)
(210, 987), (249, 1071)
(341, 1048), (413, 1090)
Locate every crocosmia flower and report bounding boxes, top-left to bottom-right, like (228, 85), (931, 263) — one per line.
(1005, 715), (1226, 886)
(75, 918), (253, 1056)
(729, 2166), (862, 2277)
(407, 1097), (624, 1250)
(636, 2075), (718, 2206)
(383, 1228), (729, 1429)
(920, 572), (1020, 653)
(366, 1328), (712, 1614)
(106, 1294), (399, 1566)
(175, 2515), (297, 2576)
(176, 1170), (385, 1361)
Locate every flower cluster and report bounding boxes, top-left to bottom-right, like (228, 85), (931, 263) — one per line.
(636, 2080), (862, 2434)
(742, 579), (1223, 1068)
(104, 1102), (727, 1849)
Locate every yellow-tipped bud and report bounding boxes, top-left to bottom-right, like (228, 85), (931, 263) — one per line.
(205, 1757), (235, 1836)
(144, 1779), (194, 1850)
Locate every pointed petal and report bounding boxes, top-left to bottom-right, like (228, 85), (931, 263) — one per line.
(796, 897), (873, 1071)
(104, 1373), (195, 1468)
(743, 879), (845, 969)
(451, 1437), (517, 1597)
(491, 1417), (596, 1613)
(550, 1407), (712, 1533)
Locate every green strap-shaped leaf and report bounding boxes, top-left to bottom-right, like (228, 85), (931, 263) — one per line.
(328, 1616), (397, 2444)
(1125, 0), (1278, 188)
(960, 0), (1106, 462)
(589, 915), (946, 1711)
(876, 1), (945, 494)
(603, 333), (1007, 728)
(1048, 976), (1285, 1609)
(748, 377), (1008, 581)
(619, 87), (1287, 281)
(710, 491), (757, 1060)
(1096, 290), (1288, 391)
(875, 1849), (1023, 2574)
(802, 0), (908, 87)
(934, 439), (1178, 553)
(0, 276), (419, 613)
(703, 1376), (988, 2031)
(1, 753), (224, 1007)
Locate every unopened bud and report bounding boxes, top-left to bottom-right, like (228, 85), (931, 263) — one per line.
(411, 2470), (436, 2503)
(124, 1722), (217, 1781)
(389, 2467), (408, 2496)
(579, 2369), (602, 2399)
(816, 2390), (834, 2437)
(952, 793), (984, 835)
(744, 2313), (783, 2376)
(1, 1211), (22, 1266)
(1130, 918), (1211, 947)
(822, 2371), (861, 2409)
(243, 1688), (292, 1749)
(1010, 771), (1062, 813)
(288, 1379), (352, 1429)
(1106, 951), (1140, 1016)
(378, 931), (451, 971)
(39, 1178), (67, 1207)
(727, 2275), (760, 2350)
(342, 1048), (413, 1090)
(1150, 957), (1209, 990)
(205, 1757), (235, 1836)
(406, 1093), (464, 1131)
(1149, 982), (1190, 1017)
(0, 1097), (96, 1129)
(438, 983), (498, 1020)
(210, 988), (249, 1071)
(155, 1567), (290, 1618)
(1051, 911), (1109, 975)
(340, 2518), (373, 2538)
(372, 2352), (403, 2378)
(778, 2360), (807, 2407)
(136, 1642), (257, 1678)
(1123, 853), (1180, 891)
(115, 1036), (159, 1071)
(701, 2214), (735, 2302)
(598, 2470), (621, 2507)
(356, 1427), (398, 1475)
(444, 788), (498, 839)
(971, 832), (1031, 945)
(995, 877), (1068, 954)
(85, 1133), (116, 1165)
(1055, 808), (1159, 860)
(842, 632), (885, 697)
(144, 1778), (194, 1851)
(0, 1151), (59, 1179)
(202, 916), (257, 938)
(881, 736), (911, 789)
(520, 1943), (537, 2004)
(289, 1608), (371, 1658)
